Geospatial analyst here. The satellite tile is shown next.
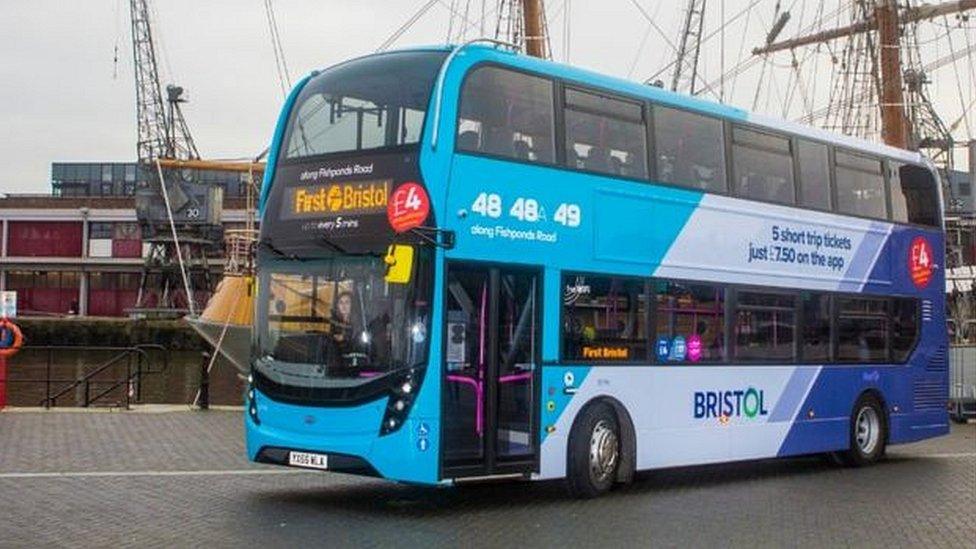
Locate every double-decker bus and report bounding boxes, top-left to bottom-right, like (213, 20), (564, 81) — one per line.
(248, 42), (948, 497)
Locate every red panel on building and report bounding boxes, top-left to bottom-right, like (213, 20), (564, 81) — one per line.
(111, 223), (142, 258)
(111, 239), (142, 258)
(87, 273), (140, 317)
(7, 222), (83, 257)
(5, 271), (80, 315)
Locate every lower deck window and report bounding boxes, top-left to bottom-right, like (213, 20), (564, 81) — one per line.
(801, 293), (832, 362)
(560, 273), (920, 366)
(891, 298), (919, 362)
(562, 275), (648, 362)
(836, 297), (888, 362)
(654, 281), (725, 363)
(734, 292), (796, 361)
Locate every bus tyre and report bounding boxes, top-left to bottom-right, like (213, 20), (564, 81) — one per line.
(567, 403), (619, 498)
(842, 395), (887, 467)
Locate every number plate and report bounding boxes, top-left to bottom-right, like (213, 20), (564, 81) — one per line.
(288, 451), (329, 470)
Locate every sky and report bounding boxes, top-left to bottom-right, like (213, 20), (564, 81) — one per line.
(1, 1), (972, 195)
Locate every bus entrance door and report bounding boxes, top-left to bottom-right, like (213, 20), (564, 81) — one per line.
(441, 263), (540, 478)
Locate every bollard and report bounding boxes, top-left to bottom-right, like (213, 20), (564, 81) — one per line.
(198, 352), (210, 410)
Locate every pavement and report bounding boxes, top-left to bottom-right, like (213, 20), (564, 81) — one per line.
(0, 410), (973, 548)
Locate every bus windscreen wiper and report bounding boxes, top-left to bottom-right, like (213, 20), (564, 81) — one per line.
(258, 238), (305, 262)
(317, 235), (347, 254)
(316, 235), (383, 258)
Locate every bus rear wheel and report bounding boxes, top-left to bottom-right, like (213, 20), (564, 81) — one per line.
(567, 402), (620, 498)
(841, 394), (887, 467)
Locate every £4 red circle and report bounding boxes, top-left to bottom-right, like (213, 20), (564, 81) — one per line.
(908, 236), (934, 289)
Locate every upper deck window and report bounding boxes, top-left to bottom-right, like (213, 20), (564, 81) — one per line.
(282, 51), (447, 159)
(835, 151), (887, 220)
(457, 66), (555, 163)
(889, 162), (940, 227)
(731, 127), (795, 205)
(563, 89), (647, 178)
(797, 140), (831, 210)
(653, 106), (727, 194)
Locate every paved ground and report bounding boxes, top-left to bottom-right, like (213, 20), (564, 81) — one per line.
(0, 410), (972, 548)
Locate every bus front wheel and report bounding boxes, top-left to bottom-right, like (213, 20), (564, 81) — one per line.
(841, 394), (887, 467)
(567, 402), (620, 498)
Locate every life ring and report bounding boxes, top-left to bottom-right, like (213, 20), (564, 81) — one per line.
(0, 318), (23, 358)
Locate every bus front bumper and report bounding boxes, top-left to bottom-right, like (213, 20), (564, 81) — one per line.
(245, 388), (440, 485)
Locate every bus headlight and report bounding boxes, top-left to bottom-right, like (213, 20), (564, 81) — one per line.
(247, 384), (260, 425)
(380, 367), (424, 436)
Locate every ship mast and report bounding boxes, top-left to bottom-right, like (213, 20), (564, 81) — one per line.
(522, 0), (547, 58)
(754, 0), (976, 150)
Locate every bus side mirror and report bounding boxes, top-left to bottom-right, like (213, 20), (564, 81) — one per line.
(384, 245), (414, 284)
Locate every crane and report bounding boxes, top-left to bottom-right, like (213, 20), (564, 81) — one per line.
(670, 0), (707, 94)
(128, 0), (230, 318)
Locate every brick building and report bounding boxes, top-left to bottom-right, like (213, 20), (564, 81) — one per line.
(0, 162), (251, 317)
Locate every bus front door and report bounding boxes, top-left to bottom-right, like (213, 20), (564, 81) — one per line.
(441, 263), (540, 478)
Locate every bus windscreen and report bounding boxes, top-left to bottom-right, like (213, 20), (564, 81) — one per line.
(282, 51), (447, 159)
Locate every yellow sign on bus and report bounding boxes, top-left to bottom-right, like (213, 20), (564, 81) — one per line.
(289, 180), (390, 217)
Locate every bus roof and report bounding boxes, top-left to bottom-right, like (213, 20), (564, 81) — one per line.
(431, 44), (926, 166)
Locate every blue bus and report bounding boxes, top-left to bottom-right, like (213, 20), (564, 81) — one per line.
(248, 42), (948, 497)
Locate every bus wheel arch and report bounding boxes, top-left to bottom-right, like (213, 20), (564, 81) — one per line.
(602, 397), (636, 484)
(841, 389), (889, 466)
(565, 396), (636, 497)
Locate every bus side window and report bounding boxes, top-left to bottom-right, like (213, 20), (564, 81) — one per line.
(731, 127), (796, 205)
(653, 280), (726, 363)
(797, 140), (831, 210)
(562, 274), (648, 363)
(456, 66), (555, 163)
(733, 291), (796, 362)
(563, 88), (647, 178)
(653, 106), (727, 194)
(890, 297), (919, 362)
(835, 151), (887, 220)
(889, 162), (940, 227)
(836, 297), (888, 363)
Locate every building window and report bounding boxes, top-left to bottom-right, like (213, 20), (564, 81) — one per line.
(888, 162), (940, 227)
(800, 292), (831, 362)
(562, 275), (648, 362)
(734, 291), (796, 361)
(797, 140), (831, 210)
(457, 66), (555, 163)
(653, 106), (727, 194)
(563, 88), (647, 178)
(836, 297), (888, 362)
(731, 126), (795, 205)
(835, 151), (887, 219)
(654, 280), (725, 363)
(89, 222), (114, 239)
(101, 164), (113, 183)
(125, 164), (137, 182)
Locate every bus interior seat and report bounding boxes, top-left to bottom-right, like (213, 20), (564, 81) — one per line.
(485, 127), (513, 157)
(610, 155), (625, 176)
(586, 147), (610, 173)
(569, 148), (584, 169)
(513, 139), (531, 160)
(457, 130), (480, 151)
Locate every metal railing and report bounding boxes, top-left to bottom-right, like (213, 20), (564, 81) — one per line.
(6, 344), (168, 409)
(949, 344), (976, 422)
